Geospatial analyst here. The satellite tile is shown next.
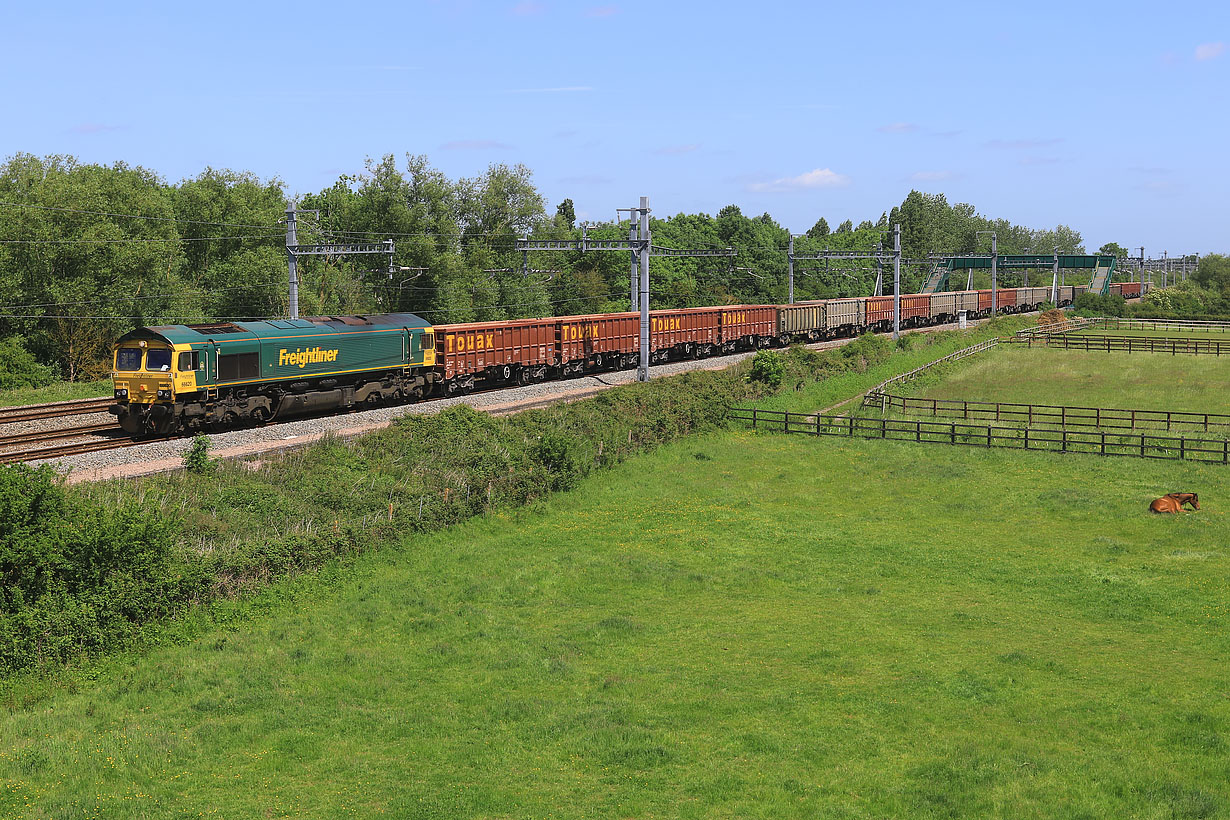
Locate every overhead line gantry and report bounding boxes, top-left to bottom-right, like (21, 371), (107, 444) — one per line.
(517, 198), (735, 381)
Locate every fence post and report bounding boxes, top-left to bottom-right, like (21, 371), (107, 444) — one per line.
(752, 408), (757, 429)
(1101, 432), (1106, 455)
(951, 423), (955, 445)
(1180, 436), (1186, 461)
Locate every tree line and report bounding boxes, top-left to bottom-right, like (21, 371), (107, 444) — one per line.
(0, 150), (1122, 380)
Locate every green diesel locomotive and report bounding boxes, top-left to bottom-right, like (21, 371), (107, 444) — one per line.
(110, 313), (437, 435)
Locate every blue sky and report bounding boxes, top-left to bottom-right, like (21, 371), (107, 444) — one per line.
(3, 0), (1226, 254)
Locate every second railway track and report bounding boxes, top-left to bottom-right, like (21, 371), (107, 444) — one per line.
(0, 397), (113, 425)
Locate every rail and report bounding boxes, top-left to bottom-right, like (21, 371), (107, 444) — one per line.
(862, 394), (1230, 434)
(0, 397), (113, 425)
(729, 408), (1230, 465)
(1002, 334), (1230, 355)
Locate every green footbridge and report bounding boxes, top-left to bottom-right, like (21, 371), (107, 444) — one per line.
(921, 254), (1118, 296)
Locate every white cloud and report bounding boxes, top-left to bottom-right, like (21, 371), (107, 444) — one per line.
(1195, 42), (1225, 61)
(749, 168), (851, 192)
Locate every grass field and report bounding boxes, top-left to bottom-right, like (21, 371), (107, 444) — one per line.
(0, 380), (111, 407)
(2, 432), (1228, 819)
(1068, 326), (1230, 341)
(906, 347), (1230, 416)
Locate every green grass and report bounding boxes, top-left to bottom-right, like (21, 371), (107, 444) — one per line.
(907, 347), (1230, 415)
(0, 380), (111, 407)
(752, 316), (1034, 416)
(2, 433), (1228, 818)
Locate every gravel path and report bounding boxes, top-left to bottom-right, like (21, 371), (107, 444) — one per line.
(37, 315), (1005, 482)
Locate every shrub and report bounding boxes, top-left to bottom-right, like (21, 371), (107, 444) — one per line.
(0, 465), (195, 673)
(183, 435), (215, 474)
(0, 337), (58, 391)
(749, 350), (786, 388)
(1073, 292), (1127, 317)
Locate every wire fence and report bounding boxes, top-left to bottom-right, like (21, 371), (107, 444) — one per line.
(729, 408), (1230, 464)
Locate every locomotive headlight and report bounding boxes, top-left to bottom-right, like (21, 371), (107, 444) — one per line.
(156, 389), (171, 399)
(115, 388), (128, 398)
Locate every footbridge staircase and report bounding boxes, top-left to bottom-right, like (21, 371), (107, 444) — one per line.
(1088, 257), (1116, 297)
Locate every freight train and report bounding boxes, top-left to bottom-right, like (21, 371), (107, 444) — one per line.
(110, 281), (1144, 435)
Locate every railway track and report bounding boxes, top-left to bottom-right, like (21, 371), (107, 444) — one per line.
(0, 435), (155, 465)
(0, 421), (120, 449)
(0, 397), (113, 425)
(0, 397), (131, 464)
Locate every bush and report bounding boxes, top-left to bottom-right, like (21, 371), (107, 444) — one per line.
(1073, 292), (1126, 317)
(749, 350), (786, 388)
(183, 435), (215, 474)
(0, 337), (58, 391)
(0, 465), (198, 674)
(838, 332), (893, 372)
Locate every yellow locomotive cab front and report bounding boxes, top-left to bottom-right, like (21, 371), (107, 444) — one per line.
(111, 339), (183, 435)
(112, 339), (175, 404)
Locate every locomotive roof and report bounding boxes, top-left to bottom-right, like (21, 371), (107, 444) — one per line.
(117, 312), (431, 345)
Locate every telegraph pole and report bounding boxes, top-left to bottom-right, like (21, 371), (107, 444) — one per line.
(892, 223), (901, 340)
(787, 234), (795, 304)
(286, 202), (300, 319)
(1138, 247), (1145, 286)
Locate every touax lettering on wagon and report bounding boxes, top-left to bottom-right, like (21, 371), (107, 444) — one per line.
(279, 347), (340, 368)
